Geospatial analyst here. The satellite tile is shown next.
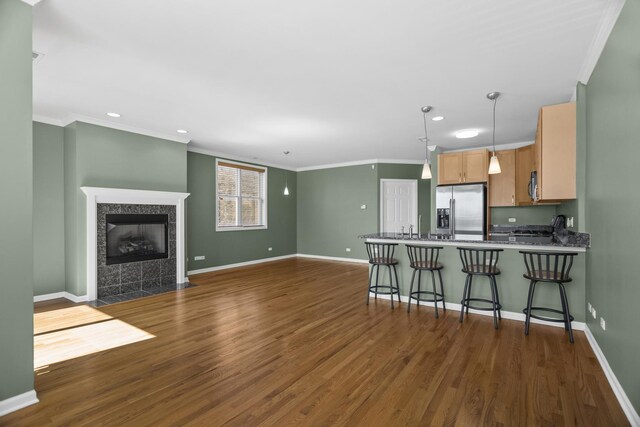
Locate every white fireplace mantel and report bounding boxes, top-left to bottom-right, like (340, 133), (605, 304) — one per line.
(81, 186), (190, 301)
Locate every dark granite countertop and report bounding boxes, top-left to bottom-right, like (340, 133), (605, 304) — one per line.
(359, 230), (590, 250)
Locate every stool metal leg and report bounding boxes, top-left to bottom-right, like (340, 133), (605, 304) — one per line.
(559, 283), (574, 343)
(366, 265), (375, 305)
(387, 265), (394, 309)
(492, 276), (502, 320)
(489, 275), (499, 329)
(460, 275), (470, 323)
(392, 265), (401, 304)
(417, 270), (422, 309)
(465, 275), (473, 314)
(407, 269), (417, 313)
(431, 270), (439, 318)
(374, 265), (379, 301)
(524, 280), (536, 335)
(558, 282), (569, 331)
(437, 270), (446, 311)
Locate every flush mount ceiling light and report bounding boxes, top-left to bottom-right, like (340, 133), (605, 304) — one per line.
(420, 106), (433, 180)
(487, 91), (502, 175)
(106, 112), (121, 118)
(431, 116), (445, 121)
(176, 129), (188, 134)
(455, 129), (479, 139)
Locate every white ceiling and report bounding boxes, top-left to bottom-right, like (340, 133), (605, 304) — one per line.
(33, 0), (615, 169)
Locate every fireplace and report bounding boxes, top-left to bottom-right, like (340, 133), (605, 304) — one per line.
(106, 214), (169, 265)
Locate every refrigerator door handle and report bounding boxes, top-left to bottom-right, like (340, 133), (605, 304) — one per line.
(450, 199), (455, 235)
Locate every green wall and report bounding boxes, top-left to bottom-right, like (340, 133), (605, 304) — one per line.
(33, 122), (66, 296)
(186, 152), (297, 270)
(583, 0), (640, 413)
(297, 163), (430, 260)
(297, 164), (379, 260)
(64, 122), (188, 296)
(0, 0), (34, 401)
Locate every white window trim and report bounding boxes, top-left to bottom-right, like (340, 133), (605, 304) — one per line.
(215, 158), (268, 232)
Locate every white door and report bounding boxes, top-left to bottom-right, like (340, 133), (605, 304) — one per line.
(380, 179), (418, 233)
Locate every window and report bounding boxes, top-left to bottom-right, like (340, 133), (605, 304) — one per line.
(216, 159), (267, 231)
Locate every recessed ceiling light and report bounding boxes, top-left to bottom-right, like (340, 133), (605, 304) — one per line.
(432, 116), (445, 121)
(176, 129), (188, 134)
(106, 112), (121, 118)
(455, 129), (479, 139)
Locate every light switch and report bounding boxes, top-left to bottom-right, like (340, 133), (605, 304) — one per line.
(360, 205), (367, 210)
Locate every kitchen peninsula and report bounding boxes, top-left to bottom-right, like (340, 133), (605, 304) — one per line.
(360, 230), (589, 323)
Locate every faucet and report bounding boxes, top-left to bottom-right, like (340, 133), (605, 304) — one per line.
(400, 226), (405, 237)
(418, 214), (422, 237)
(409, 225), (414, 239)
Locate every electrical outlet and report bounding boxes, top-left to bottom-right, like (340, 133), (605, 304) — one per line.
(194, 256), (205, 261)
(592, 308), (597, 319)
(346, 248), (351, 252)
(508, 217), (517, 223)
(268, 247), (273, 251)
(567, 217), (574, 227)
(600, 317), (606, 331)
(587, 302), (592, 313)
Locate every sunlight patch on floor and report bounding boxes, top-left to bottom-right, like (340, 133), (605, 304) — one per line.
(34, 318), (155, 369)
(35, 305), (113, 335)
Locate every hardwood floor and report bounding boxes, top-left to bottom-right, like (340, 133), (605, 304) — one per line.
(2, 258), (628, 426)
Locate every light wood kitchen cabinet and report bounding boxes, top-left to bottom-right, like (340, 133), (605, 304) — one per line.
(437, 152), (464, 184)
(438, 149), (488, 185)
(515, 144), (535, 205)
(534, 102), (576, 201)
(489, 149), (516, 207)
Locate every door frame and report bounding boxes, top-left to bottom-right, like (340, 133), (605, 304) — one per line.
(379, 179), (419, 233)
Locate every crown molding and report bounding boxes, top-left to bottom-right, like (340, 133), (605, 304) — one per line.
(21, 0), (43, 5)
(440, 140), (534, 153)
(61, 114), (191, 144)
(296, 158), (423, 172)
(33, 114), (64, 127)
(577, 0), (626, 84)
(187, 147), (297, 171)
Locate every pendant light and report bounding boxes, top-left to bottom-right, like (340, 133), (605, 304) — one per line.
(487, 92), (502, 174)
(420, 106), (433, 180)
(283, 150), (291, 195)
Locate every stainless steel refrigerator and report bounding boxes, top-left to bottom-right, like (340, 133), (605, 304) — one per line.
(435, 184), (486, 240)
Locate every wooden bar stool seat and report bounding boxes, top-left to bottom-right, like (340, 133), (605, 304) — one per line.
(365, 242), (401, 309)
(406, 245), (446, 317)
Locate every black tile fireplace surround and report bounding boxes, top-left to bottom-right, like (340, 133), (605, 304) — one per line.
(97, 203), (177, 299)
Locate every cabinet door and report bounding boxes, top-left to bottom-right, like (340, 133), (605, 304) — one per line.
(516, 144), (534, 205)
(437, 152), (463, 185)
(539, 103), (576, 200)
(462, 149), (488, 183)
(489, 150), (516, 207)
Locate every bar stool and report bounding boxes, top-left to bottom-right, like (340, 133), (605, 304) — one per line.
(406, 245), (445, 317)
(457, 247), (504, 329)
(365, 242), (401, 309)
(520, 250), (578, 343)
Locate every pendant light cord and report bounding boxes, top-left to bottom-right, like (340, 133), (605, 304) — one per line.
(492, 97), (497, 154)
(422, 112), (429, 162)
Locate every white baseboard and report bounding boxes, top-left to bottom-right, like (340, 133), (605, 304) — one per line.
(370, 294), (586, 331)
(33, 292), (88, 303)
(187, 254), (297, 275)
(296, 254), (369, 264)
(0, 390), (38, 417)
(585, 326), (640, 427)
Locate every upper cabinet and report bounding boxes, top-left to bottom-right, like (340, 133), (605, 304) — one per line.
(489, 149), (516, 206)
(438, 149), (488, 185)
(534, 102), (576, 201)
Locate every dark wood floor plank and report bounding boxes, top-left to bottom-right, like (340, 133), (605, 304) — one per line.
(0, 258), (629, 426)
